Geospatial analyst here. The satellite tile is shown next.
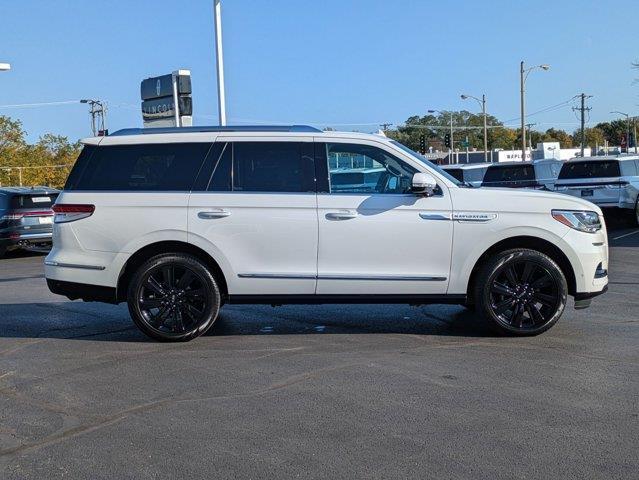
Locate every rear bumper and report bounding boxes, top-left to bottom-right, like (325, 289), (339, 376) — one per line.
(46, 278), (118, 304)
(0, 232), (53, 250)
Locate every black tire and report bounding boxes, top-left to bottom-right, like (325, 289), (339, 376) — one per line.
(474, 249), (567, 336)
(127, 253), (221, 342)
(0, 246), (6, 258)
(633, 200), (639, 227)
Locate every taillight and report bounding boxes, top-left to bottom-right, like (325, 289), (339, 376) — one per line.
(52, 204), (95, 223)
(1, 211), (24, 220)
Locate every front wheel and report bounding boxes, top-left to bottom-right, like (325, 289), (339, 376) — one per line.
(474, 249), (567, 336)
(127, 253), (221, 342)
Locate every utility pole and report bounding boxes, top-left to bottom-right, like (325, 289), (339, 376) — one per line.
(80, 99), (107, 136)
(525, 123), (536, 150)
(213, 0), (227, 126)
(379, 123), (393, 132)
(461, 93), (488, 162)
(573, 93), (592, 157)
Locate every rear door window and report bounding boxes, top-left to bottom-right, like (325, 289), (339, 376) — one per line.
(558, 161), (621, 179)
(66, 143), (212, 191)
(483, 165), (534, 185)
(201, 142), (314, 193)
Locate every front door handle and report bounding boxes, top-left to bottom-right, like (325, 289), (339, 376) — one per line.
(198, 209), (231, 219)
(326, 210), (357, 220)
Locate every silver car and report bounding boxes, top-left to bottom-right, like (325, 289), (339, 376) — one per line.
(555, 155), (639, 225)
(441, 163), (491, 187)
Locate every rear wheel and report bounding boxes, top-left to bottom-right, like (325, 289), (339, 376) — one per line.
(127, 253), (221, 342)
(474, 249), (567, 336)
(634, 200), (639, 227)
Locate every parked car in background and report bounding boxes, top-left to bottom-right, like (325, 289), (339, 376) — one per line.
(0, 187), (59, 257)
(554, 156), (639, 225)
(329, 167), (386, 193)
(45, 125), (608, 341)
(442, 163), (491, 187)
(481, 159), (563, 190)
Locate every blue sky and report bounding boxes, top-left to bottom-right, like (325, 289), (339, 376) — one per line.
(1, 0), (638, 142)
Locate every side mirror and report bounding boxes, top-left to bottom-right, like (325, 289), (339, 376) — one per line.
(411, 172), (437, 196)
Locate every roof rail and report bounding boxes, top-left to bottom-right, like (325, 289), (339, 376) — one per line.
(110, 125), (323, 136)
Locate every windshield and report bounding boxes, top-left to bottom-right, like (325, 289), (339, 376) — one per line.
(390, 141), (461, 185)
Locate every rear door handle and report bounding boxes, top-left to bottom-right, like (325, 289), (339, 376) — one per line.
(198, 209), (231, 219)
(326, 210), (357, 220)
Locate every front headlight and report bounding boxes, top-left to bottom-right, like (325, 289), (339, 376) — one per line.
(552, 210), (601, 233)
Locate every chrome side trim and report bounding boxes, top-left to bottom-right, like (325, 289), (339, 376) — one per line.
(419, 212), (452, 221)
(14, 232), (53, 240)
(318, 274), (447, 281)
(238, 273), (316, 280)
(44, 261), (106, 271)
(238, 273), (447, 281)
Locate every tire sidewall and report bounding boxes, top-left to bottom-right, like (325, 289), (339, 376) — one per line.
(477, 249), (568, 336)
(127, 254), (220, 342)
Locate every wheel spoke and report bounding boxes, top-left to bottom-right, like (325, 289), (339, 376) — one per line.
(511, 303), (525, 327)
(531, 275), (552, 289)
(173, 309), (185, 332)
(184, 302), (204, 318)
(521, 262), (536, 283)
(492, 282), (513, 296)
(177, 270), (196, 289)
(146, 276), (165, 296)
(162, 266), (175, 289)
(140, 297), (163, 309)
(493, 297), (515, 316)
(184, 288), (206, 298)
(532, 292), (556, 307)
(525, 302), (545, 325)
(504, 266), (519, 287)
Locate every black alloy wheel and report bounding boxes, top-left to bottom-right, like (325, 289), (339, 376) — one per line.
(128, 253), (220, 341)
(475, 249), (567, 336)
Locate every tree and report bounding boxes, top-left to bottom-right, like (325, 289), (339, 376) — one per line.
(594, 120), (628, 145)
(572, 127), (605, 148)
(541, 128), (573, 147)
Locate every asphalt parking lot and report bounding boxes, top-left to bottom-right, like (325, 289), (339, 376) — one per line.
(1, 223), (638, 479)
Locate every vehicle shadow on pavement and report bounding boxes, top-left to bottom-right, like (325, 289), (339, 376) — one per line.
(0, 302), (494, 342)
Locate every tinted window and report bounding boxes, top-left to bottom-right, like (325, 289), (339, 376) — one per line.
(10, 193), (59, 209)
(66, 143), (211, 191)
(0, 194), (8, 210)
(324, 143), (417, 194)
(558, 161), (621, 179)
(208, 142), (232, 191)
(65, 145), (95, 189)
(483, 165), (534, 185)
(620, 161), (638, 176)
(232, 142), (313, 193)
(464, 167), (487, 183)
(445, 168), (464, 182)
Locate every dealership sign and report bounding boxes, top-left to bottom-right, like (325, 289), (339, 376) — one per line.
(140, 70), (193, 128)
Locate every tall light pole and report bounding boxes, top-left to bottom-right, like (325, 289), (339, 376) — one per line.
(461, 93), (488, 162)
(0, 63), (10, 71)
(80, 99), (107, 136)
(611, 111), (630, 153)
(213, 0), (227, 126)
(428, 109), (455, 163)
(520, 62), (550, 162)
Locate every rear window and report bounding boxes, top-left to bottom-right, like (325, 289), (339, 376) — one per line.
(9, 193), (58, 209)
(483, 165), (534, 184)
(558, 161), (621, 179)
(65, 143), (212, 191)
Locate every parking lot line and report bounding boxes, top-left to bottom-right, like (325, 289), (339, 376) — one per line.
(612, 229), (639, 241)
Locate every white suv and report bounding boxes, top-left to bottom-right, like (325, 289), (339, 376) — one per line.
(45, 126), (609, 341)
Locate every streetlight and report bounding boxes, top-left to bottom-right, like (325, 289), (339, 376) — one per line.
(0, 63), (10, 71)
(610, 111), (631, 153)
(428, 109), (455, 163)
(520, 62), (550, 162)
(461, 93), (488, 162)
(80, 99), (107, 136)
(213, 0), (227, 126)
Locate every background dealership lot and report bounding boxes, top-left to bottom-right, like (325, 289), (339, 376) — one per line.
(0, 217), (637, 479)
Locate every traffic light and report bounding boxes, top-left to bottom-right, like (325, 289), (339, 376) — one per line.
(419, 135), (426, 155)
(444, 133), (451, 148)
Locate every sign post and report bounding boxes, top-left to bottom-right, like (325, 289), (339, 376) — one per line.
(140, 70), (193, 128)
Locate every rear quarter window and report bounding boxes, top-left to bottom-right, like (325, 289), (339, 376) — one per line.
(558, 161), (621, 179)
(66, 143), (212, 191)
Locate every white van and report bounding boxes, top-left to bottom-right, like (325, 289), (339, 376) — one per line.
(45, 126), (608, 341)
